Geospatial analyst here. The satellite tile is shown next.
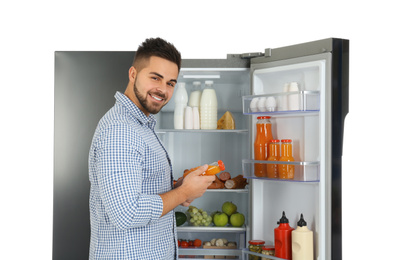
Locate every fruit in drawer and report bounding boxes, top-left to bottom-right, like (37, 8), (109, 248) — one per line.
(222, 201), (237, 216)
(230, 212), (245, 227)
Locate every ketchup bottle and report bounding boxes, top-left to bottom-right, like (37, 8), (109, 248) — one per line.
(274, 211), (294, 260)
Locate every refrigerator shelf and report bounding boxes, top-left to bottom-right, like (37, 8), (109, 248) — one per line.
(242, 159), (320, 182)
(179, 248), (242, 259)
(243, 90), (320, 115)
(156, 129), (248, 134)
(177, 225), (246, 233)
(242, 248), (281, 260)
(205, 188), (248, 193)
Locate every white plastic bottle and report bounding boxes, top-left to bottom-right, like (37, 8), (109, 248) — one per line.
(184, 106), (193, 129)
(188, 81), (202, 108)
(200, 80), (218, 129)
(173, 82), (188, 129)
(192, 106), (200, 129)
(292, 214), (314, 260)
(288, 82), (300, 111)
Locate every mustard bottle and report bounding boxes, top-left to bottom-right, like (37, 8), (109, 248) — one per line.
(292, 214), (313, 260)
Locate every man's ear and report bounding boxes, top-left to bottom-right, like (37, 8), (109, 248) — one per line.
(128, 66), (137, 82)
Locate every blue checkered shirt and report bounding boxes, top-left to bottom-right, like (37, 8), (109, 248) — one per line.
(89, 92), (177, 259)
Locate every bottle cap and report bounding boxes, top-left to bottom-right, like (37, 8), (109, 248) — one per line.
(205, 80), (213, 85)
(257, 116), (271, 120)
(248, 240), (265, 245)
(218, 160), (225, 171)
(297, 214), (307, 227)
(277, 211), (289, 224)
(281, 139), (292, 143)
(270, 139), (280, 143)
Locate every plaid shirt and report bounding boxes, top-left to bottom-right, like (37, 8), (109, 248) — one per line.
(89, 92), (177, 259)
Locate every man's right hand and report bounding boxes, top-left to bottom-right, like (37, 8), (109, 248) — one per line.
(180, 164), (215, 204)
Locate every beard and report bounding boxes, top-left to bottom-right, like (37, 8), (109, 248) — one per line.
(134, 81), (168, 115)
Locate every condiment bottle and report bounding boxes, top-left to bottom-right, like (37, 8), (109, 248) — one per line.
(200, 80), (218, 129)
(292, 214), (314, 260)
(279, 139), (295, 179)
(274, 211), (294, 260)
(188, 81), (202, 108)
(254, 116), (273, 177)
(173, 82), (188, 129)
(183, 160), (225, 178)
(267, 139), (280, 178)
(248, 240), (265, 260)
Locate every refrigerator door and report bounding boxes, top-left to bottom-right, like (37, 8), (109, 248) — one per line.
(245, 38), (348, 260)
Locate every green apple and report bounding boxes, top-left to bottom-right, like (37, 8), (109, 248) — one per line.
(222, 201), (237, 216)
(230, 213), (245, 227)
(213, 212), (229, 227)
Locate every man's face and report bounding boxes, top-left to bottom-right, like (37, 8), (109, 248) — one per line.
(129, 56), (178, 115)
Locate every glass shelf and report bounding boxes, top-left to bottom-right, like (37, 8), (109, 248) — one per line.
(242, 159), (320, 182)
(243, 91), (320, 115)
(179, 248), (242, 259)
(205, 188), (248, 193)
(156, 129), (248, 134)
(177, 225), (246, 233)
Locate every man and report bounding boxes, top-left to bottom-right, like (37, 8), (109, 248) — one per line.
(88, 38), (215, 259)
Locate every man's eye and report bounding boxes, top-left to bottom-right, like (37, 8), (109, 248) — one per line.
(168, 82), (175, 87)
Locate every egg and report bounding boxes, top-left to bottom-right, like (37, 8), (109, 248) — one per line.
(265, 96), (277, 111)
(257, 97), (267, 112)
(250, 97), (259, 112)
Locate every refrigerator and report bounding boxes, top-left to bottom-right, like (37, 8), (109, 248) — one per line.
(53, 38), (348, 260)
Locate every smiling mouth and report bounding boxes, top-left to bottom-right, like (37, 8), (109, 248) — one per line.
(149, 93), (165, 102)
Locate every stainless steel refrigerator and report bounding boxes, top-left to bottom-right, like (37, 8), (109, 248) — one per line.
(54, 38), (348, 260)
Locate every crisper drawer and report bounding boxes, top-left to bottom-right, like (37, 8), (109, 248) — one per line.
(177, 226), (245, 259)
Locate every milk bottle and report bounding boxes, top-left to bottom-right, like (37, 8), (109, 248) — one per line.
(173, 82), (188, 129)
(188, 81), (202, 108)
(199, 80), (218, 129)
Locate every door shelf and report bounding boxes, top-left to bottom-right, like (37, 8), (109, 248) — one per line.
(242, 159), (320, 182)
(243, 91), (320, 115)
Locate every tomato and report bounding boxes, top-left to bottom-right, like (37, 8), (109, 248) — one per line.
(178, 240), (181, 247)
(180, 241), (189, 248)
(193, 239), (202, 247)
(188, 240), (194, 246)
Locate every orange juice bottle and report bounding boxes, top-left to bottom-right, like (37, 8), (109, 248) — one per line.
(183, 160), (225, 178)
(267, 139), (280, 178)
(254, 116), (273, 177)
(279, 139), (295, 179)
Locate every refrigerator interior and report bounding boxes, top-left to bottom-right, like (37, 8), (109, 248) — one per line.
(248, 58), (328, 259)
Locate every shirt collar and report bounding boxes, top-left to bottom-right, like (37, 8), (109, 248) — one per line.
(114, 91), (157, 129)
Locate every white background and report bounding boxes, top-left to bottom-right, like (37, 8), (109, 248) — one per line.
(1, 0), (394, 259)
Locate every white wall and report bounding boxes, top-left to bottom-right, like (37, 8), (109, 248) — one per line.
(1, 1), (394, 259)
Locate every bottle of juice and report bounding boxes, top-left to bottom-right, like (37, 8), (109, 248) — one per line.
(267, 139), (280, 178)
(274, 211), (294, 260)
(279, 139), (295, 179)
(254, 116), (273, 177)
(183, 160), (225, 178)
(292, 214), (314, 260)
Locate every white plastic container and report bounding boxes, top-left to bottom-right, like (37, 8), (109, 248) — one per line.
(200, 80), (218, 129)
(288, 82), (300, 111)
(188, 81), (202, 108)
(192, 106), (200, 129)
(173, 82), (188, 129)
(282, 83), (289, 111)
(184, 106), (193, 129)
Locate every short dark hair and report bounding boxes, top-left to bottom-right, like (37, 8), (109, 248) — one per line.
(133, 37), (182, 72)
